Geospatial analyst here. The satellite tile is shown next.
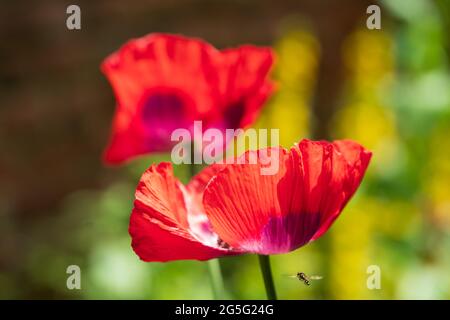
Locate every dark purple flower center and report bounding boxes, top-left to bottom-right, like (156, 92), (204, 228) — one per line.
(245, 213), (322, 255)
(223, 101), (245, 128)
(140, 92), (190, 137)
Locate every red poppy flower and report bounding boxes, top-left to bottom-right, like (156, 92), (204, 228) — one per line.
(129, 139), (372, 262)
(101, 33), (275, 164)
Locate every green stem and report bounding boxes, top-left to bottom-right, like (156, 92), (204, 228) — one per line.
(258, 255), (277, 300)
(207, 259), (226, 299)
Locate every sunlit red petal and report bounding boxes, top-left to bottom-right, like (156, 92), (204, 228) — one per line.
(184, 164), (227, 247)
(203, 139), (371, 255)
(310, 139), (372, 240)
(129, 162), (231, 262)
(129, 209), (230, 262)
(203, 148), (289, 252)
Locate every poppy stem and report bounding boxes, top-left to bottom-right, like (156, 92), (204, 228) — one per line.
(258, 255), (277, 300)
(207, 259), (226, 299)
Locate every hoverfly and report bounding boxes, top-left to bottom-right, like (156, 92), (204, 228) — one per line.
(286, 272), (323, 286)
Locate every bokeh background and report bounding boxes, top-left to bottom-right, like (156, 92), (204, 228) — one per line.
(1, 0), (449, 299)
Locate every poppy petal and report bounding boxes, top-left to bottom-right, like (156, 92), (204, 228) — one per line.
(102, 34), (219, 117)
(101, 34), (275, 165)
(129, 162), (231, 262)
(203, 139), (371, 255)
(102, 34), (221, 164)
(184, 164), (226, 247)
(187, 163), (226, 195)
(203, 148), (289, 252)
(219, 46), (275, 129)
(310, 139), (372, 240)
